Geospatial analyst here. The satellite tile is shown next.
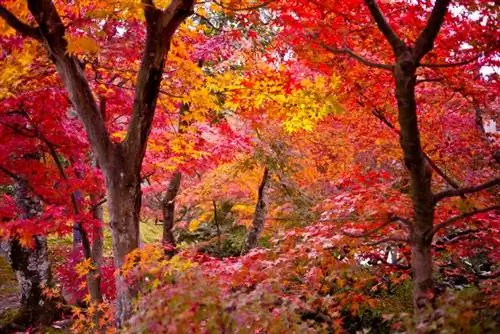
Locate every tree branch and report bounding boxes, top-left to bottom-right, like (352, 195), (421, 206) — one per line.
(124, 0), (194, 170)
(363, 0), (405, 53)
(367, 236), (409, 246)
(434, 177), (500, 203)
(369, 107), (462, 190)
(428, 205), (500, 239)
(213, 0), (275, 11)
(0, 5), (41, 40)
(413, 0), (451, 61)
(420, 54), (481, 68)
(342, 215), (411, 238)
(0, 165), (22, 181)
(27, 0), (112, 168)
(321, 44), (393, 71)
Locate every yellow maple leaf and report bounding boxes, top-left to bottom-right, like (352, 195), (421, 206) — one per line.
(75, 258), (96, 277)
(65, 35), (100, 55)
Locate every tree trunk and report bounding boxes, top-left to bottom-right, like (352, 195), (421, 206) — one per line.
(87, 194), (104, 303)
(22, 0), (195, 326)
(2, 177), (56, 325)
(394, 49), (436, 311)
(162, 171), (182, 249)
(105, 160), (141, 326)
(242, 167), (270, 254)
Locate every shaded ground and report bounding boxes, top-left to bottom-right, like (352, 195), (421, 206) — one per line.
(0, 253), (19, 328)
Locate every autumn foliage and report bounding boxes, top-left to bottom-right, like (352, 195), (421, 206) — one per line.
(0, 0), (498, 333)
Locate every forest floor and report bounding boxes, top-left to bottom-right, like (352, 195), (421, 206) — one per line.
(0, 253), (19, 328)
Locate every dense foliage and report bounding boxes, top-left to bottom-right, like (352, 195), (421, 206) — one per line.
(0, 0), (498, 333)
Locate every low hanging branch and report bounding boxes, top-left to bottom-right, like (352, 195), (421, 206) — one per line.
(366, 235), (409, 246)
(341, 215), (412, 238)
(427, 204), (500, 239)
(433, 177), (500, 203)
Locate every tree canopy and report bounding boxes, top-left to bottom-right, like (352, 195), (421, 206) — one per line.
(0, 0), (498, 332)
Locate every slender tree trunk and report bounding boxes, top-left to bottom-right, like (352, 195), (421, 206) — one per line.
(2, 177), (55, 325)
(87, 194), (104, 303)
(162, 171), (181, 248)
(242, 167), (270, 254)
(394, 49), (436, 310)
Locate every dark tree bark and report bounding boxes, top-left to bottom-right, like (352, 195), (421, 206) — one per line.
(242, 167), (270, 254)
(363, 0), (451, 312)
(161, 101), (190, 250)
(0, 0), (194, 326)
(1, 177), (56, 326)
(87, 193), (104, 304)
(162, 171), (182, 248)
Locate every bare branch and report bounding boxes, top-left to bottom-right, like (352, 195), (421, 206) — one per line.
(321, 44), (393, 71)
(413, 0), (452, 61)
(0, 5), (41, 40)
(363, 0), (405, 53)
(428, 205), (500, 238)
(434, 177), (500, 203)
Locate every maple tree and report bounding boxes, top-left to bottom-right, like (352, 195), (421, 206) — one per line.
(249, 0), (500, 317)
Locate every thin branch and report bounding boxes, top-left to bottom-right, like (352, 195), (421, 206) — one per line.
(369, 107), (462, 190)
(363, 0), (405, 53)
(435, 228), (480, 245)
(91, 197), (107, 209)
(428, 205), (500, 239)
(0, 165), (22, 181)
(213, 0), (275, 11)
(341, 215), (411, 238)
(0, 5), (41, 40)
(420, 54), (481, 68)
(367, 236), (409, 246)
(321, 44), (393, 71)
(413, 0), (451, 61)
(422, 151), (461, 190)
(434, 177), (500, 203)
